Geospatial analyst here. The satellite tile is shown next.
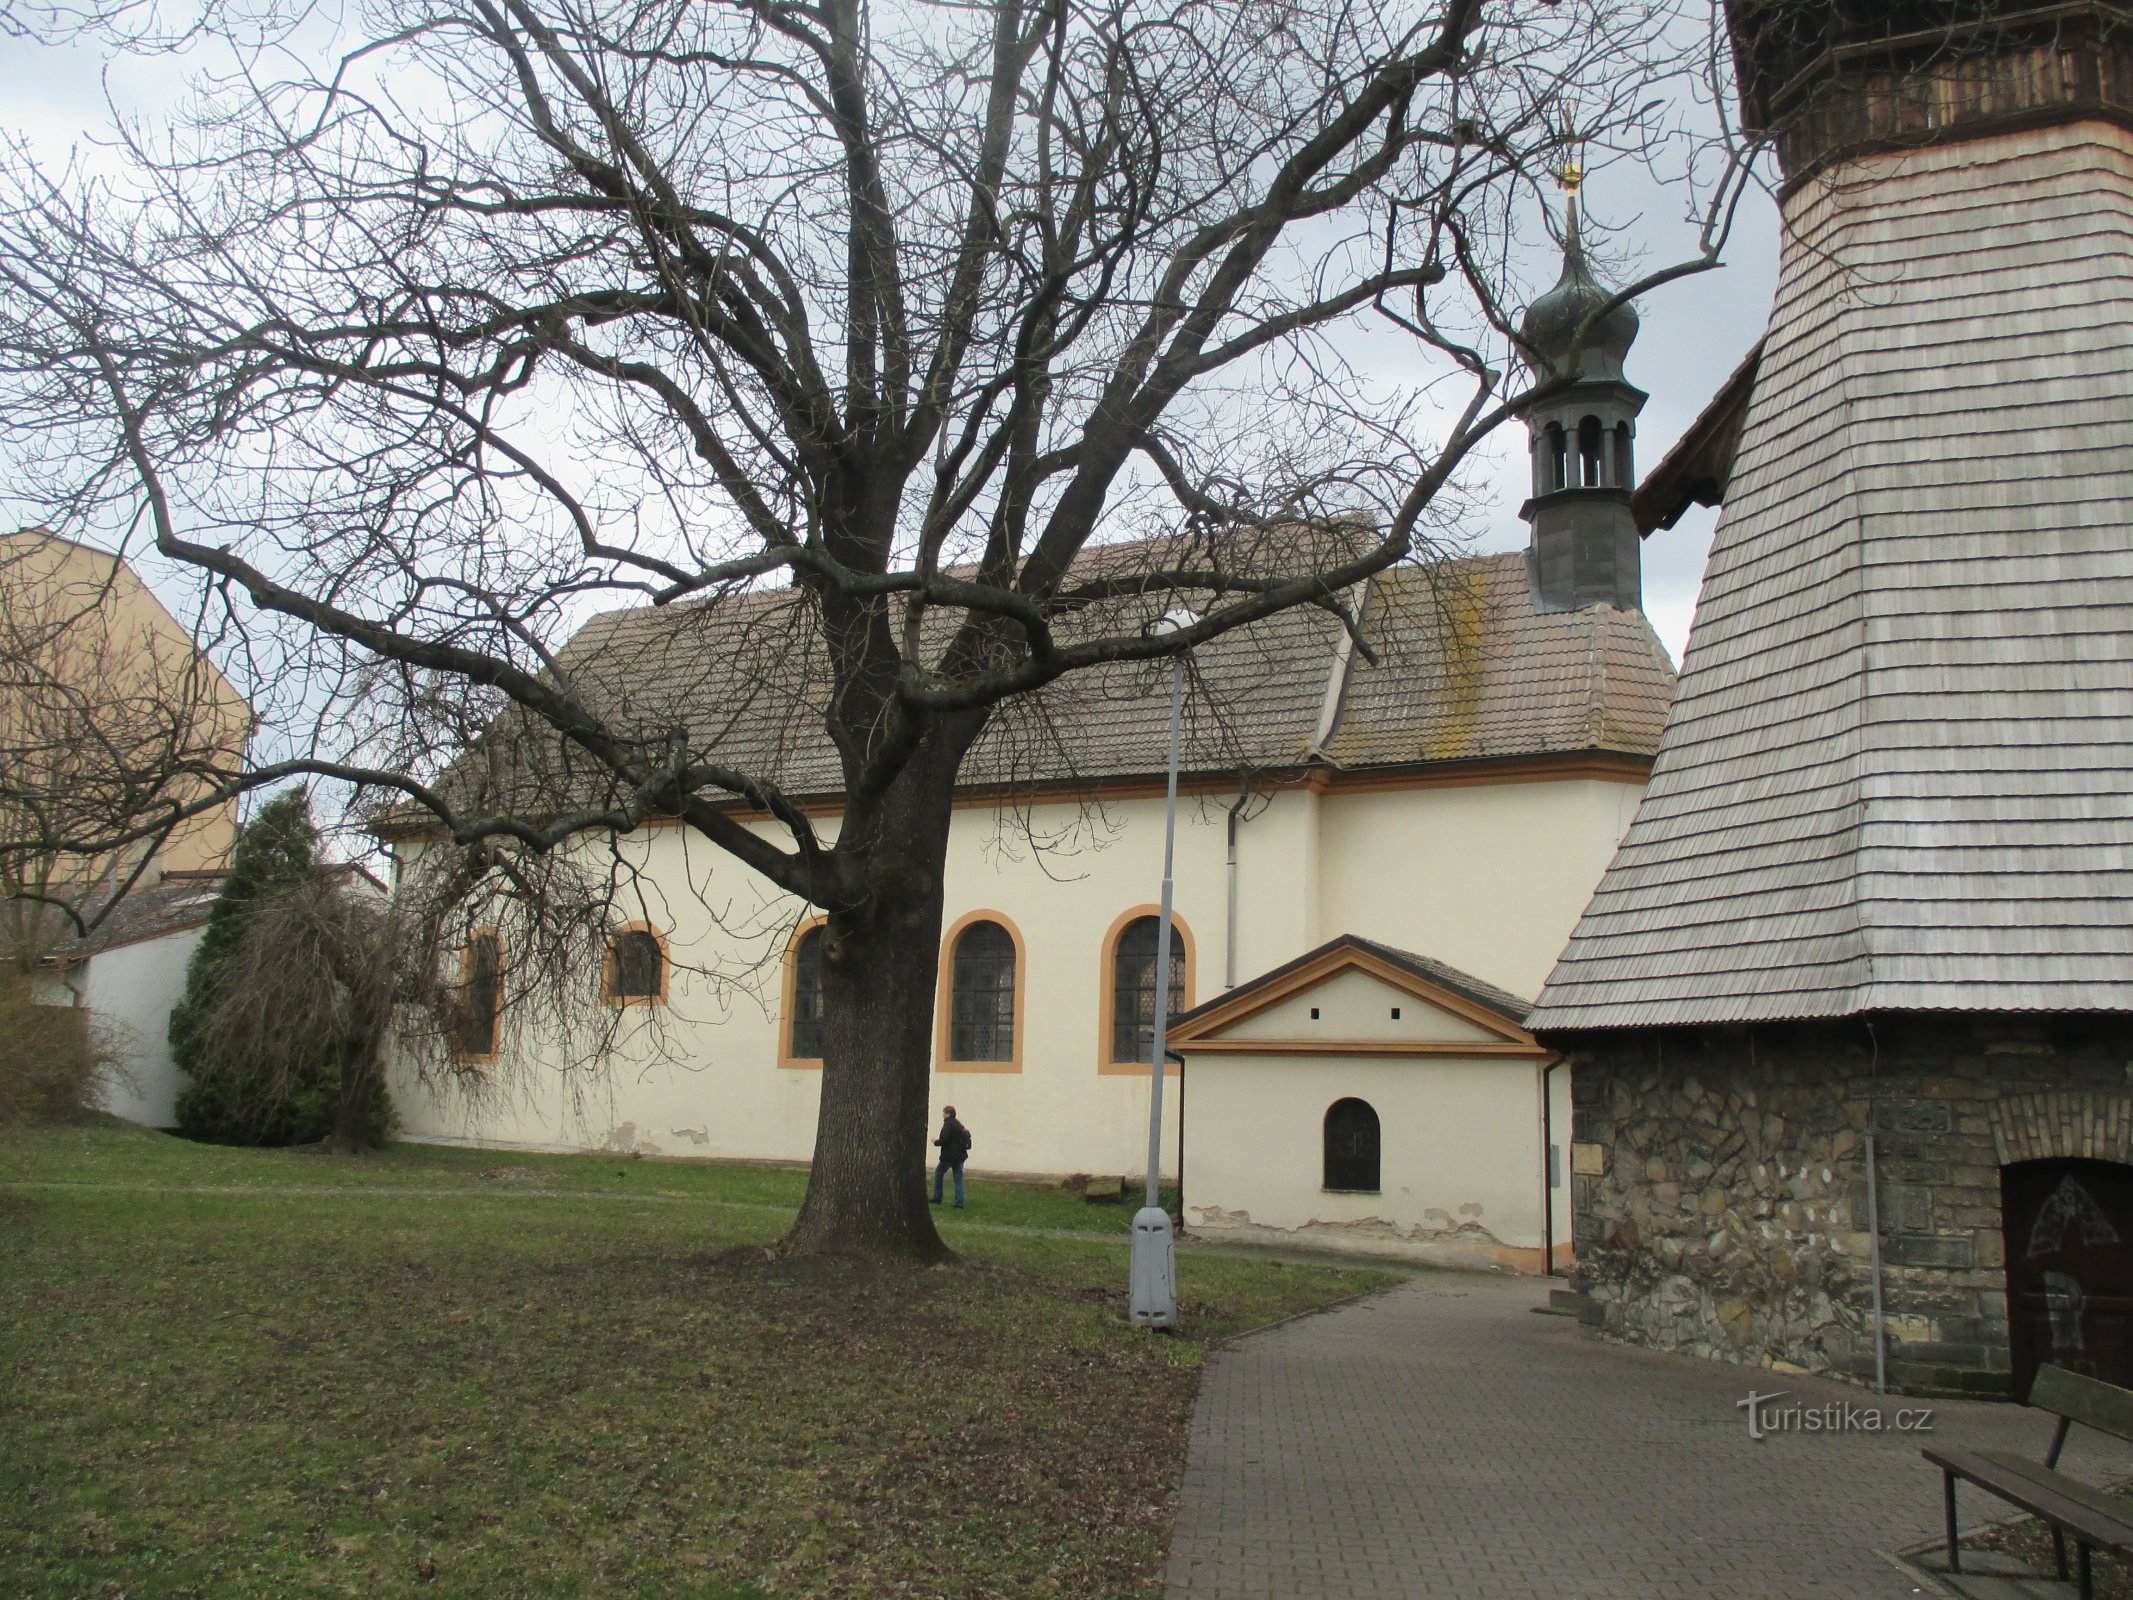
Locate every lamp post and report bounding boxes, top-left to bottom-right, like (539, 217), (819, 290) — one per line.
(1130, 607), (1195, 1330)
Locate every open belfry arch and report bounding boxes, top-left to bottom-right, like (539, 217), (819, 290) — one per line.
(1527, 0), (2133, 1395)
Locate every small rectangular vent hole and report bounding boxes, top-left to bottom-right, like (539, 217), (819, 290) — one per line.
(1391, 1007), (1402, 1020)
(1309, 1007), (1320, 1020)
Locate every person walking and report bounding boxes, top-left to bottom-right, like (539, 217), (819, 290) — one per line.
(931, 1105), (972, 1209)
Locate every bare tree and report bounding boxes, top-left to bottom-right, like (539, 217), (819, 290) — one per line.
(0, 0), (1753, 1257)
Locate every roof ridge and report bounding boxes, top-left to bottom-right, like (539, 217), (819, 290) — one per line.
(1585, 607), (1607, 747)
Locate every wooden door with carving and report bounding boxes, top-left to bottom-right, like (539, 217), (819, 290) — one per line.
(2002, 1158), (2133, 1400)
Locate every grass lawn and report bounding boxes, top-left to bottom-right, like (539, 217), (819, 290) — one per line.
(1, 1119), (1396, 1600)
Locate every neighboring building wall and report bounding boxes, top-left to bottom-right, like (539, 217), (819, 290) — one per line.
(67, 927), (206, 1127)
(0, 531), (248, 888)
(391, 770), (1643, 1178)
(1563, 1014), (2133, 1397)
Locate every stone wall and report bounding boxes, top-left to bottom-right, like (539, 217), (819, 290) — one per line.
(1556, 1014), (2133, 1397)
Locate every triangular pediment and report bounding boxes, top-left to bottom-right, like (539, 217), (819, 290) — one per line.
(1168, 936), (1547, 1059)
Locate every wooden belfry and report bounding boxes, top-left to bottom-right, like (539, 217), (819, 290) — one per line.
(1528, 0), (2133, 1397)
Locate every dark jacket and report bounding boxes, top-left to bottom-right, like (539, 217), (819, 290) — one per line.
(933, 1116), (972, 1163)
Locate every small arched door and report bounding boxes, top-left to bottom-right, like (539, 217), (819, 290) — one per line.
(2002, 1158), (2133, 1399)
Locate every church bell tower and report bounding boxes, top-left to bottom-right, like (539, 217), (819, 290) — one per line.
(1515, 193), (1645, 613)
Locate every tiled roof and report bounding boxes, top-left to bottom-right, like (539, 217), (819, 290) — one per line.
(43, 874), (224, 961)
(1529, 124), (2133, 1031)
(441, 540), (1676, 820)
(1324, 554), (1675, 769)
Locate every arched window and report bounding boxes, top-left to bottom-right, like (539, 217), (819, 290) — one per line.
(948, 919), (1017, 1062)
(1614, 421), (1634, 488)
(604, 926), (666, 1006)
(1324, 1098), (1381, 1193)
(455, 931), (502, 1059)
(1543, 422), (1566, 493)
(1110, 914), (1187, 1064)
(787, 924), (826, 1061)
(1577, 415), (1604, 486)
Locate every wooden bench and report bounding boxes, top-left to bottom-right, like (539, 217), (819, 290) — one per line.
(1925, 1365), (2133, 1598)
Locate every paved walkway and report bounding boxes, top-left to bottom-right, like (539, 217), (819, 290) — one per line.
(1166, 1272), (2133, 1599)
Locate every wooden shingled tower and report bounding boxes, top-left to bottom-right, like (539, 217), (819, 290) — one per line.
(1527, 1), (2133, 1397)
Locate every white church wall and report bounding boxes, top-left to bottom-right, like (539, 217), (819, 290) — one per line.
(1182, 1051), (1549, 1270)
(1227, 786), (1321, 984)
(389, 771), (1632, 1185)
(1314, 776), (1645, 999)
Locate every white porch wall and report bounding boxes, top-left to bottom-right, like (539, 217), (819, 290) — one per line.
(389, 772), (1641, 1180)
(77, 927), (204, 1128)
(1182, 1050), (1549, 1270)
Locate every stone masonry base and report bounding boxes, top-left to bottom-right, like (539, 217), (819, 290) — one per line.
(1552, 1014), (2133, 1397)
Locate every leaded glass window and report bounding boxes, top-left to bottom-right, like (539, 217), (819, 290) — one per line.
(949, 920), (1016, 1062)
(789, 926), (826, 1059)
(456, 932), (501, 1058)
(608, 929), (664, 1002)
(1111, 915), (1186, 1063)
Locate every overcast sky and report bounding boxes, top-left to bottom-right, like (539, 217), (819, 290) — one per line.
(0, 25), (1782, 667)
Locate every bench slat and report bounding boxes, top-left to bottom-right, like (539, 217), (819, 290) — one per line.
(1970, 1450), (2133, 1535)
(1925, 1446), (2133, 1552)
(2031, 1366), (2133, 1447)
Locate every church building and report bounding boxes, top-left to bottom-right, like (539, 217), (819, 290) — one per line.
(387, 228), (1677, 1273)
(1528, 0), (2133, 1393)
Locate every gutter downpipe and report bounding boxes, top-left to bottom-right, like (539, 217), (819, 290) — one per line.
(1169, 1047), (1187, 1230)
(1541, 1057), (1562, 1277)
(1225, 772), (1253, 989)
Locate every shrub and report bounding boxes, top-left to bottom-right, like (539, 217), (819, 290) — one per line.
(0, 971), (113, 1127)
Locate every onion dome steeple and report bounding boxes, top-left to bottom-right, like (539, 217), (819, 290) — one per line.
(1518, 197), (1641, 384)
(1515, 187), (1648, 614)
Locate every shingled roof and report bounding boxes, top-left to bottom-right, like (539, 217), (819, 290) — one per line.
(441, 546), (1675, 820)
(1529, 123), (2133, 1031)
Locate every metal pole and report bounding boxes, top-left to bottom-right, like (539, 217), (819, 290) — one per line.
(1866, 1128), (1888, 1394)
(1144, 651), (1184, 1209)
(1130, 614), (1192, 1330)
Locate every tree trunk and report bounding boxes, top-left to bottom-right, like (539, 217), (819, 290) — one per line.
(782, 746), (961, 1261)
(324, 1029), (378, 1155)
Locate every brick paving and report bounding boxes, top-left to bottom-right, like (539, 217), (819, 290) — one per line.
(1165, 1271), (2133, 1599)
